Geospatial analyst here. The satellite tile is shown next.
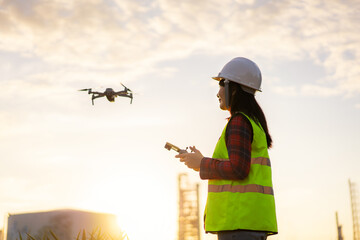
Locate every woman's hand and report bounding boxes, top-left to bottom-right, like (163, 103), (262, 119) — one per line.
(175, 146), (203, 171)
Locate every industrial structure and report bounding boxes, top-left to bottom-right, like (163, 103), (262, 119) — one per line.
(349, 179), (360, 240)
(3, 209), (119, 240)
(336, 211), (344, 240)
(178, 173), (200, 240)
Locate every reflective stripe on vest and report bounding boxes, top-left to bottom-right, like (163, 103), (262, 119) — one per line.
(252, 157), (271, 166)
(208, 184), (274, 195)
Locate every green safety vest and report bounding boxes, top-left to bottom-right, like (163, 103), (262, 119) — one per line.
(204, 113), (278, 234)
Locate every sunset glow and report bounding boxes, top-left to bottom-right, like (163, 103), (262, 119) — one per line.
(1, 1), (360, 240)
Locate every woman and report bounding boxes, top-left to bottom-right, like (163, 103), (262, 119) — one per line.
(175, 57), (278, 240)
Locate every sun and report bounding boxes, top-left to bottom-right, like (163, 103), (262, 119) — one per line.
(79, 173), (178, 240)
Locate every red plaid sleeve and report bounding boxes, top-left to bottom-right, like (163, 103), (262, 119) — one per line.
(199, 114), (252, 180)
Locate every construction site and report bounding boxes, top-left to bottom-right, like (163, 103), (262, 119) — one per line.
(179, 177), (360, 240)
(0, 177), (359, 240)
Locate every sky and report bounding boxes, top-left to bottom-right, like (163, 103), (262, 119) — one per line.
(0, 0), (360, 240)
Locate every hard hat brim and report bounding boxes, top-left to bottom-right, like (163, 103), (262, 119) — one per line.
(212, 76), (262, 93)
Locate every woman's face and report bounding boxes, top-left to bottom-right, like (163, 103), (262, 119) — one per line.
(217, 82), (228, 110)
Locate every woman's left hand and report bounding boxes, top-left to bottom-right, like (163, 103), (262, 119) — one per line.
(175, 146), (204, 171)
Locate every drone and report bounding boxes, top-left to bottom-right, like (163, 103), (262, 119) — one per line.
(79, 83), (133, 105)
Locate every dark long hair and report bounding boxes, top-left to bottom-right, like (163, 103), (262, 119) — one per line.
(228, 81), (273, 148)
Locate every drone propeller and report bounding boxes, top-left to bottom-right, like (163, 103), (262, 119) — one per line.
(78, 88), (91, 91)
(120, 83), (132, 92)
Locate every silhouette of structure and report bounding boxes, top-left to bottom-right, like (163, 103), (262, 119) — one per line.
(178, 173), (200, 240)
(4, 209), (119, 240)
(349, 179), (360, 240)
(336, 211), (344, 240)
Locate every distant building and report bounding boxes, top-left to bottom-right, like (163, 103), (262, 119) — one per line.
(4, 209), (120, 240)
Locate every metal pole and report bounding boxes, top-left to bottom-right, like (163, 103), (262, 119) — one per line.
(336, 211), (344, 240)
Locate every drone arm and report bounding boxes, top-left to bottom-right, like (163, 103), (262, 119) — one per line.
(85, 89), (99, 94)
(115, 90), (127, 95)
(90, 91), (102, 95)
(92, 94), (104, 100)
(116, 93), (132, 98)
(91, 94), (105, 104)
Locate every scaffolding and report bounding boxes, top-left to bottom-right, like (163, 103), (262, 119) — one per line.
(178, 173), (200, 240)
(349, 179), (360, 240)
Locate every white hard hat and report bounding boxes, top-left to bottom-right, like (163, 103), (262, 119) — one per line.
(213, 57), (262, 94)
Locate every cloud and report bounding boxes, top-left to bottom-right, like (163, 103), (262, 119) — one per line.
(0, 0), (359, 96)
(272, 86), (299, 97)
(300, 84), (342, 97)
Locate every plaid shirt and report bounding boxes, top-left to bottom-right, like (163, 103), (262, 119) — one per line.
(200, 114), (253, 180)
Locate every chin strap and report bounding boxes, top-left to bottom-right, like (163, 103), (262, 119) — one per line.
(225, 79), (230, 109)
